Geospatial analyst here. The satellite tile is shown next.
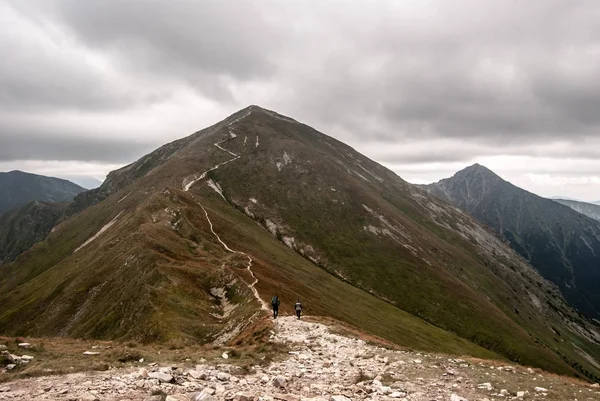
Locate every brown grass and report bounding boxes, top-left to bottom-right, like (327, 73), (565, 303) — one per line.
(0, 322), (289, 383)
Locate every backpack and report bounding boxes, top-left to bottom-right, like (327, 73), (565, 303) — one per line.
(271, 296), (279, 306)
(295, 302), (302, 311)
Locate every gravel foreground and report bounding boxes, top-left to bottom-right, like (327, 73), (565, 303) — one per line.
(1, 316), (599, 401)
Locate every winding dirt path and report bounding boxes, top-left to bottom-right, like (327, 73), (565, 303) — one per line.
(182, 109), (268, 311)
(198, 202), (268, 311)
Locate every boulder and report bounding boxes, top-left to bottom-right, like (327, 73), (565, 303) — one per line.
(17, 343), (30, 349)
(189, 370), (205, 380)
(273, 375), (287, 388)
(148, 371), (175, 383)
(188, 391), (217, 401)
(234, 392), (255, 401)
(379, 386), (392, 395)
(217, 372), (231, 381)
(477, 383), (493, 391)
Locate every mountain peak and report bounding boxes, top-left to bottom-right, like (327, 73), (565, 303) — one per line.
(459, 163), (497, 176)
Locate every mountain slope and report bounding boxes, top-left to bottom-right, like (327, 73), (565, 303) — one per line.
(424, 164), (600, 322)
(1, 107), (600, 381)
(0, 171), (85, 215)
(554, 198), (600, 222)
(0, 201), (68, 265)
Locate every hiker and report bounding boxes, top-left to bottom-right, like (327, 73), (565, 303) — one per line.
(295, 299), (303, 319)
(271, 295), (280, 319)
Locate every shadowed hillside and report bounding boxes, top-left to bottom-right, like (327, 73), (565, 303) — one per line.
(425, 164), (600, 323)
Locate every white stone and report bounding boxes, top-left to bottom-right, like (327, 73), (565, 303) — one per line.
(477, 382), (493, 391)
(148, 372), (174, 383)
(234, 393), (255, 401)
(379, 386), (392, 394)
(534, 387), (548, 392)
(17, 343), (30, 349)
(450, 395), (468, 401)
(217, 372), (231, 381)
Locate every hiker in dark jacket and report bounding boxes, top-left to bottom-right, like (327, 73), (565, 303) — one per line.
(295, 299), (303, 319)
(271, 295), (280, 319)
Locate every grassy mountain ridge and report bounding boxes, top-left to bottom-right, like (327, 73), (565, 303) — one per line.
(1, 107), (600, 381)
(0, 171), (85, 215)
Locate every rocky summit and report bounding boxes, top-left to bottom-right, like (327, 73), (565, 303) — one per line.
(0, 317), (598, 401)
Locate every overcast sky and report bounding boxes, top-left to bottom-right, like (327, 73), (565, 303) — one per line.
(2, 1), (600, 200)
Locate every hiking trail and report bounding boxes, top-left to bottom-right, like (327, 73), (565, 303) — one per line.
(1, 316), (592, 400)
(182, 109), (268, 311)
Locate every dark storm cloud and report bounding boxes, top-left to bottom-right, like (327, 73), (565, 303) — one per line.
(2, 0), (600, 168)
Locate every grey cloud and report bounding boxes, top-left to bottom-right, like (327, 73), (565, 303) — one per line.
(2, 0), (600, 170)
(0, 1), (173, 112)
(48, 0), (283, 101)
(1, 131), (157, 163)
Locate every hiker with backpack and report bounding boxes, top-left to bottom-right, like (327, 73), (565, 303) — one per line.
(295, 299), (303, 319)
(271, 295), (280, 319)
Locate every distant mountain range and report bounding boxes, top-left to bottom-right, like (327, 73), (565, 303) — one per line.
(2, 106), (600, 382)
(424, 164), (600, 321)
(58, 175), (104, 190)
(554, 199), (600, 222)
(0, 171), (86, 215)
